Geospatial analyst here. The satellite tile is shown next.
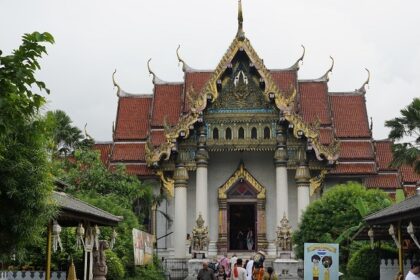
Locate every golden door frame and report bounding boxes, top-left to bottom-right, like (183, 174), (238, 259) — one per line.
(217, 163), (268, 252)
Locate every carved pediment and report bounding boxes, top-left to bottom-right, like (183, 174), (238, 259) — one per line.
(218, 162), (265, 200)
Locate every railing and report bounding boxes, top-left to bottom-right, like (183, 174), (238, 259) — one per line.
(162, 258), (188, 280)
(0, 271), (66, 280)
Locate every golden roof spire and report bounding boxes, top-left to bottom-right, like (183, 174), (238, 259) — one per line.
(236, 0), (245, 40)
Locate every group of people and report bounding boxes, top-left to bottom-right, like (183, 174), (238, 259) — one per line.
(197, 254), (278, 280)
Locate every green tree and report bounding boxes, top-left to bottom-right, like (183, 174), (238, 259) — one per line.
(385, 98), (420, 173)
(292, 182), (390, 266)
(54, 148), (154, 275)
(0, 32), (55, 259)
(45, 110), (83, 156)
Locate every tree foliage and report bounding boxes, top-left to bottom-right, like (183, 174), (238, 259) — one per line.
(346, 245), (397, 280)
(292, 182), (391, 263)
(45, 110), (83, 156)
(385, 98), (420, 173)
(0, 32), (55, 258)
(53, 148), (154, 275)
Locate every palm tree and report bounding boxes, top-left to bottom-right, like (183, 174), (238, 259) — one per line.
(46, 110), (83, 156)
(385, 98), (420, 173)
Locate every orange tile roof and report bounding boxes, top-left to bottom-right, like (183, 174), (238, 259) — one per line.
(124, 164), (154, 176)
(319, 128), (334, 145)
(111, 143), (145, 162)
(299, 82), (331, 125)
(405, 186), (418, 197)
(374, 140), (397, 171)
(271, 70), (297, 93)
(184, 72), (212, 112)
(150, 130), (166, 147)
(329, 94), (371, 138)
(94, 143), (112, 166)
(114, 96), (152, 140)
(400, 164), (420, 183)
(151, 84), (183, 127)
(364, 174), (400, 189)
(339, 141), (374, 160)
(330, 163), (376, 175)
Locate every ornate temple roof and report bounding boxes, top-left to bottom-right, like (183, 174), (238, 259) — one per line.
(94, 0), (419, 198)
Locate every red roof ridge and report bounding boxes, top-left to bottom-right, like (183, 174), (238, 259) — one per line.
(298, 79), (327, 84)
(373, 138), (392, 143)
(339, 139), (373, 142)
(118, 93), (153, 98)
(328, 90), (365, 96)
(114, 140), (147, 144)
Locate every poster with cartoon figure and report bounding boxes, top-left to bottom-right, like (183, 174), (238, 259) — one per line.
(304, 243), (339, 280)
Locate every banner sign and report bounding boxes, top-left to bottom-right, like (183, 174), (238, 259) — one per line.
(304, 243), (339, 280)
(133, 229), (155, 265)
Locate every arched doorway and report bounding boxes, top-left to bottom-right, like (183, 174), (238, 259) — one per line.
(217, 163), (268, 253)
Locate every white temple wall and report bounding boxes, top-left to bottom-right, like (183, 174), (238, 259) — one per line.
(187, 172), (197, 236)
(206, 151), (277, 242)
(287, 170), (298, 229)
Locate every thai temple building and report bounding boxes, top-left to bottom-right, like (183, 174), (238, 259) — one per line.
(95, 1), (420, 259)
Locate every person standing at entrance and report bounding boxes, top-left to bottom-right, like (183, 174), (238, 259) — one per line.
(232, 258), (247, 280)
(405, 261), (420, 280)
(246, 228), (254, 250)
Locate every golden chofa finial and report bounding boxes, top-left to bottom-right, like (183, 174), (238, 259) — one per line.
(176, 45), (193, 72)
(147, 58), (166, 85)
(236, 0), (245, 40)
(317, 56), (334, 82)
(84, 123), (93, 140)
(112, 69), (121, 97)
(289, 45), (306, 70)
(357, 68), (370, 94)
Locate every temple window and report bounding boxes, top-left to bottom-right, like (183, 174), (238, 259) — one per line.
(213, 128), (219, 139)
(226, 128), (232, 140)
(264, 127), (270, 139)
(251, 127), (257, 139)
(238, 127), (245, 139)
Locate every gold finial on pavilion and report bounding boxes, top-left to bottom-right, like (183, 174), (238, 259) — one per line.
(84, 123), (93, 140)
(289, 45), (306, 70)
(236, 0), (245, 40)
(317, 56), (334, 82)
(176, 45), (193, 72)
(112, 69), (121, 97)
(147, 58), (166, 85)
(358, 68), (370, 94)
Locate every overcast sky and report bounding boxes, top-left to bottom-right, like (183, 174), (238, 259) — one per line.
(1, 0), (419, 141)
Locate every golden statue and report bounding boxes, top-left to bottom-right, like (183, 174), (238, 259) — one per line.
(191, 214), (209, 253)
(276, 213), (292, 251)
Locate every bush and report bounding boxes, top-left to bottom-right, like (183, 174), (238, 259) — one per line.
(347, 245), (397, 280)
(132, 255), (165, 280)
(106, 250), (125, 280)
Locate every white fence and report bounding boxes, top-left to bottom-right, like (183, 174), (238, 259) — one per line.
(0, 271), (66, 280)
(380, 259), (412, 280)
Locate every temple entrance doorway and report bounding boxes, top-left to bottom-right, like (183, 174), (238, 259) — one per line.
(228, 203), (256, 251)
(217, 163), (267, 253)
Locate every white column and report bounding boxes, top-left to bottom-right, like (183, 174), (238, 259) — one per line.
(173, 164), (188, 258)
(276, 166), (288, 224)
(297, 184), (310, 221)
(274, 121), (289, 225)
(295, 157), (310, 222)
(174, 186), (187, 258)
(196, 166), (208, 225)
